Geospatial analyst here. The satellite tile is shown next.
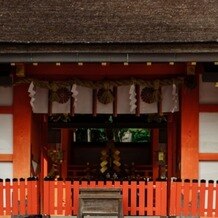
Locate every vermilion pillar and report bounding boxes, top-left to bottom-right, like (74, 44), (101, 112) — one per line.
(180, 76), (199, 179)
(13, 84), (32, 178)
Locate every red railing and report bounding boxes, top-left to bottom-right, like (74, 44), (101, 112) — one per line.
(0, 178), (217, 217)
(170, 179), (218, 217)
(0, 178), (39, 216)
(43, 179), (167, 216)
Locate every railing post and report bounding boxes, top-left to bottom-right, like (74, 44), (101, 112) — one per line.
(155, 180), (167, 216)
(0, 179), (3, 215)
(43, 177), (51, 215)
(216, 180), (218, 217)
(19, 178), (26, 215)
(27, 177), (39, 215)
(5, 178), (11, 215)
(65, 178), (72, 216)
(12, 178), (19, 215)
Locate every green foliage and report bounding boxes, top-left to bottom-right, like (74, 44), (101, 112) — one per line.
(118, 128), (150, 142)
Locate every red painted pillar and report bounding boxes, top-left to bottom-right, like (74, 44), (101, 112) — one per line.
(61, 129), (71, 179)
(180, 76), (199, 179)
(13, 84), (32, 178)
(152, 129), (159, 180)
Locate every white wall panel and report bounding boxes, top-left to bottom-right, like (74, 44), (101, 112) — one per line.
(0, 114), (13, 154)
(199, 113), (218, 153)
(199, 161), (218, 181)
(0, 86), (13, 106)
(0, 162), (13, 179)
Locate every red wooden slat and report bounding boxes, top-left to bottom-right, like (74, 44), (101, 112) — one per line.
(122, 181), (129, 215)
(215, 181), (218, 217)
(176, 181), (182, 215)
(57, 180), (63, 215)
(199, 181), (206, 216)
(27, 180), (33, 214)
(105, 181), (113, 187)
(114, 181), (121, 188)
(97, 181), (104, 187)
(72, 181), (79, 215)
(138, 181), (145, 215)
(65, 180), (72, 216)
(190, 181), (199, 216)
(12, 179), (19, 215)
(26, 180), (37, 214)
(5, 180), (11, 215)
(155, 181), (161, 215)
(49, 181), (55, 215)
(33, 180), (39, 214)
(207, 181), (214, 217)
(80, 181), (88, 188)
(147, 181), (153, 215)
(0, 180), (3, 215)
(169, 180), (177, 215)
(89, 181), (96, 188)
(43, 180), (50, 215)
(130, 181), (137, 215)
(19, 179), (26, 215)
(48, 181), (55, 215)
(183, 181), (191, 216)
(160, 181), (167, 215)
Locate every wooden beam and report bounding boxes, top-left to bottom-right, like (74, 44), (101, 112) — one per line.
(135, 85), (140, 116)
(0, 106), (13, 114)
(199, 104), (218, 112)
(113, 87), (118, 117)
(199, 153), (218, 161)
(0, 154), (13, 162)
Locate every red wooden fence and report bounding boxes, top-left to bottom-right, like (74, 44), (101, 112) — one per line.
(0, 178), (39, 216)
(0, 178), (217, 216)
(169, 179), (218, 217)
(43, 179), (167, 216)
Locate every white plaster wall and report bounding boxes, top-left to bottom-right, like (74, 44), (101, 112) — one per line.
(199, 113), (218, 153)
(0, 114), (13, 154)
(0, 86), (13, 106)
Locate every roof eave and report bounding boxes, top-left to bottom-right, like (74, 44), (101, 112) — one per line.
(0, 42), (217, 63)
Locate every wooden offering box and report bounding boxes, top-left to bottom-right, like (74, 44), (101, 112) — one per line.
(78, 188), (123, 218)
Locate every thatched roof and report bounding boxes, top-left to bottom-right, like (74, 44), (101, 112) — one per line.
(0, 0), (217, 62)
(0, 0), (217, 44)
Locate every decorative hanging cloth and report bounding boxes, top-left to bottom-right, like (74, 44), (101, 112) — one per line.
(28, 81), (36, 111)
(171, 83), (178, 113)
(129, 84), (137, 113)
(71, 84), (78, 108)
